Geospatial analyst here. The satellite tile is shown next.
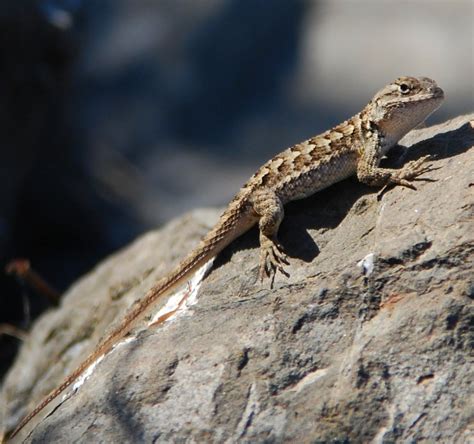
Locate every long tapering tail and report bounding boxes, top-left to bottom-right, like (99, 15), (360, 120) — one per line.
(8, 207), (254, 440)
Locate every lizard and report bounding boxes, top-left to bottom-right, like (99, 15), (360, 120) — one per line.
(7, 76), (444, 441)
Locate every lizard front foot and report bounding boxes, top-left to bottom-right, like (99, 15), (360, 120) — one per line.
(390, 154), (438, 189)
(258, 236), (290, 284)
(376, 154), (439, 200)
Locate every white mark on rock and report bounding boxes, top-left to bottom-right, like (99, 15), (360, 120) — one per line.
(288, 368), (328, 393)
(357, 253), (376, 276)
(375, 202), (386, 229)
(149, 259), (214, 325)
(59, 336), (136, 403)
(60, 260), (213, 404)
(112, 337), (135, 349)
(371, 403), (396, 444)
(70, 354), (106, 395)
(235, 383), (260, 440)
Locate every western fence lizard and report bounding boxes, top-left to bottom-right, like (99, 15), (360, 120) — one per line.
(7, 76), (444, 440)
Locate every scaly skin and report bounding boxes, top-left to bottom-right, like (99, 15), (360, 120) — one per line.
(7, 76), (444, 441)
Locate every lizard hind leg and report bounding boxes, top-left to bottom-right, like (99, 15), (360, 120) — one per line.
(251, 189), (290, 284)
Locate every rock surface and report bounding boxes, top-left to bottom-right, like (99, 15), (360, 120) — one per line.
(3, 114), (474, 442)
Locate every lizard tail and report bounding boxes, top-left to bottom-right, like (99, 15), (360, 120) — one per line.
(9, 208), (253, 440)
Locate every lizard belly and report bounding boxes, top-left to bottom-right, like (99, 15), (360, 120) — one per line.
(279, 152), (358, 203)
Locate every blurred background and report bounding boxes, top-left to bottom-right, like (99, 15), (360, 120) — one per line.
(0, 0), (473, 376)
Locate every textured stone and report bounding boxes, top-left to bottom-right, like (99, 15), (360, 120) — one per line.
(3, 114), (474, 442)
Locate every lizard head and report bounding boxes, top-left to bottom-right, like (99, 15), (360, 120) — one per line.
(367, 76), (444, 145)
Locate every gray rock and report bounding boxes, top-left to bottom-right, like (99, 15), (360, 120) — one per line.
(3, 114), (474, 442)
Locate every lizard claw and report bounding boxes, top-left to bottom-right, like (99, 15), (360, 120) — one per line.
(259, 240), (290, 285)
(390, 154), (437, 189)
(400, 155), (434, 179)
(377, 154), (438, 199)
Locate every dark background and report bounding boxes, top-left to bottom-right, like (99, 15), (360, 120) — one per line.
(0, 0), (472, 377)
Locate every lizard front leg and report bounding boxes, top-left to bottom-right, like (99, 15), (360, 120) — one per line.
(251, 188), (289, 283)
(357, 138), (436, 190)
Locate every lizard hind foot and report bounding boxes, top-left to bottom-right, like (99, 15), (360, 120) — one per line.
(258, 238), (290, 285)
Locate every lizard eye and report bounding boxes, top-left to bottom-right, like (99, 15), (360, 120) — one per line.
(399, 83), (410, 94)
